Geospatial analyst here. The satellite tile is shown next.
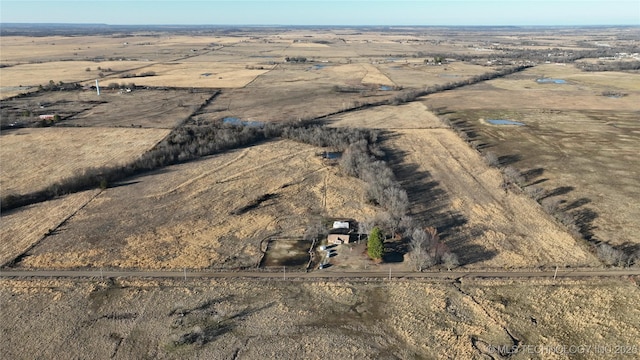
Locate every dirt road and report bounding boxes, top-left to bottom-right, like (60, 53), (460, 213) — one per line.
(1, 268), (638, 280)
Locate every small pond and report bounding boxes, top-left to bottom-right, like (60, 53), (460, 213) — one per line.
(223, 117), (264, 127)
(379, 85), (393, 91)
(536, 78), (566, 84)
(322, 151), (342, 159)
(487, 119), (525, 126)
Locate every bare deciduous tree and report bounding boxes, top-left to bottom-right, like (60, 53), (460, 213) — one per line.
(408, 228), (435, 271)
(304, 221), (327, 241)
(596, 243), (626, 267)
(384, 186), (409, 219)
(442, 252), (459, 270)
(484, 151), (499, 167)
(358, 217), (375, 237)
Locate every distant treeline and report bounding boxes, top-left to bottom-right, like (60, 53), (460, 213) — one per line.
(377, 45), (639, 65)
(575, 60), (640, 72)
(388, 64), (532, 105)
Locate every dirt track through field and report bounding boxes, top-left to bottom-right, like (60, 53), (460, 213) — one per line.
(1, 268), (638, 280)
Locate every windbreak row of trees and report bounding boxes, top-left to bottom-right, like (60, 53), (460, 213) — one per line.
(1, 123), (281, 211)
(478, 149), (640, 268)
(388, 64), (533, 105)
(280, 125), (378, 150)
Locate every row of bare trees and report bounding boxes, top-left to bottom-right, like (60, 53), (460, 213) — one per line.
(480, 151), (640, 268)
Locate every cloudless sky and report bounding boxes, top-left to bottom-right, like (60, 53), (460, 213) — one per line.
(1, 0), (638, 26)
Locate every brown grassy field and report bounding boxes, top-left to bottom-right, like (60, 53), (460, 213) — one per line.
(423, 64), (640, 248)
(98, 61), (271, 88)
(386, 128), (598, 268)
(0, 190), (99, 267)
(11, 140), (377, 270)
(328, 101), (445, 129)
(0, 60), (153, 89)
(377, 61), (495, 88)
(194, 62), (399, 123)
(0, 127), (169, 196)
(64, 89), (213, 128)
(2, 277), (638, 359)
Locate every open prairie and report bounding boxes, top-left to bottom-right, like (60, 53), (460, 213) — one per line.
(194, 62), (400, 123)
(424, 64), (640, 248)
(10, 140), (377, 270)
(2, 277), (638, 359)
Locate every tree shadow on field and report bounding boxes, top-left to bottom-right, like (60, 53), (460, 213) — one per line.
(570, 207), (599, 241)
(540, 186), (575, 200)
(446, 225), (497, 265)
(384, 240), (408, 263)
(108, 180), (141, 189)
(380, 131), (496, 265)
(498, 154), (522, 167)
(563, 197), (591, 212)
(383, 144), (465, 236)
(521, 167), (544, 183)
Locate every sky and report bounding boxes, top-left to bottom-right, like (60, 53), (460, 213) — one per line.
(1, 0), (639, 26)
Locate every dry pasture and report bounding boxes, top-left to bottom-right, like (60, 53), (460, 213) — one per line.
(424, 64), (640, 247)
(0, 60), (154, 90)
(377, 61), (496, 88)
(1, 89), (212, 128)
(0, 127), (170, 196)
(195, 63), (399, 123)
(100, 61), (271, 88)
(64, 89), (213, 128)
(329, 101), (445, 129)
(11, 139), (377, 270)
(0, 190), (99, 267)
(2, 277), (638, 359)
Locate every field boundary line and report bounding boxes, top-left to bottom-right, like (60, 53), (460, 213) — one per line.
(1, 189), (103, 268)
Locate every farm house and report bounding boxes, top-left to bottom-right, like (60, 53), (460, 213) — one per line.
(327, 228), (352, 245)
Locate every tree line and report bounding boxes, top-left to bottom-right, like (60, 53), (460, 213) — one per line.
(575, 60), (640, 72)
(287, 126), (460, 269)
(1, 122), (280, 211)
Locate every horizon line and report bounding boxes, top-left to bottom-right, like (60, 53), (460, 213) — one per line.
(2, 22), (638, 27)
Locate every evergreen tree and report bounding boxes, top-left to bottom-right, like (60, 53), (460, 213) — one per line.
(367, 226), (384, 260)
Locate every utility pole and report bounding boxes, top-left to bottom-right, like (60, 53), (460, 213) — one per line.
(554, 266), (558, 280)
(283, 266), (286, 280)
